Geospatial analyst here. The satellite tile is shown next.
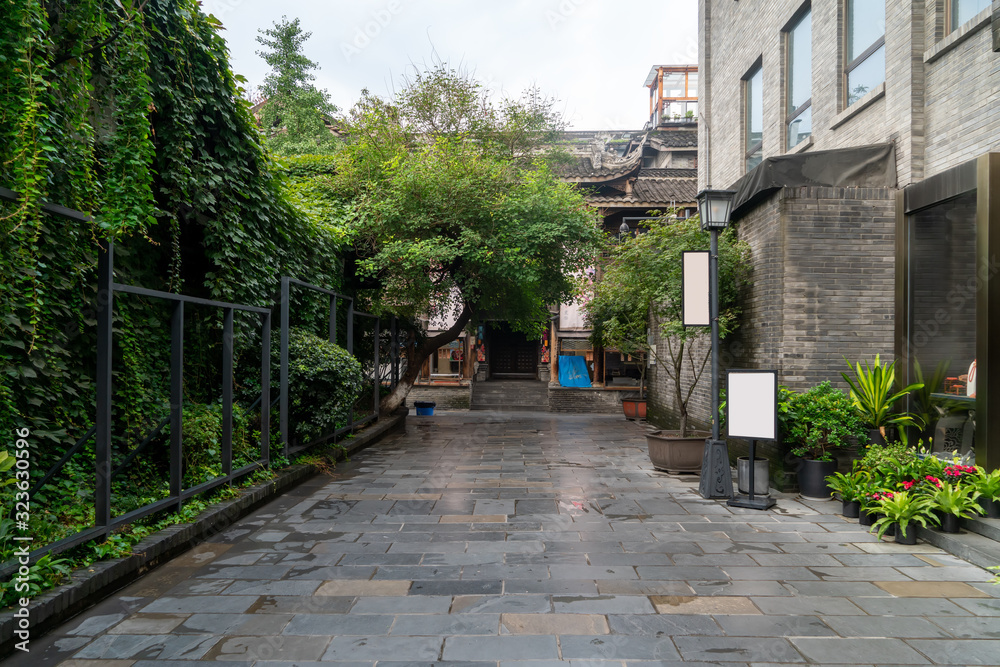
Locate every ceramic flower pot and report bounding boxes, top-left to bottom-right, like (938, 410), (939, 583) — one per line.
(895, 523), (918, 544)
(979, 497), (1000, 519)
(842, 500), (861, 518)
(622, 398), (647, 421)
(797, 459), (837, 501)
(859, 510), (878, 526)
(646, 430), (708, 474)
(939, 512), (961, 533)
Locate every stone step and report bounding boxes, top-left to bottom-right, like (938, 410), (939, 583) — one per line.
(470, 404), (549, 413)
(964, 515), (1000, 542)
(915, 523), (1000, 572)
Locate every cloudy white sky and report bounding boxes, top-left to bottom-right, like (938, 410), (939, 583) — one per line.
(207, 0), (699, 130)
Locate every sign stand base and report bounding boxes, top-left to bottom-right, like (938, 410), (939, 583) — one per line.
(727, 439), (775, 510)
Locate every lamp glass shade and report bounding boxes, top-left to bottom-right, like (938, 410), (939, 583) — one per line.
(696, 189), (735, 230)
(619, 221), (630, 235)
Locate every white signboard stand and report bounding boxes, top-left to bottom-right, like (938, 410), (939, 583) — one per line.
(726, 370), (778, 510)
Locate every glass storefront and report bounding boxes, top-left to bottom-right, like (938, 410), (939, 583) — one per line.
(906, 192), (977, 456)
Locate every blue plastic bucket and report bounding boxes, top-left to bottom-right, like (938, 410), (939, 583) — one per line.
(414, 401), (435, 416)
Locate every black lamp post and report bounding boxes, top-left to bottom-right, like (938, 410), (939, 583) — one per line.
(696, 188), (736, 500)
(618, 220), (630, 241)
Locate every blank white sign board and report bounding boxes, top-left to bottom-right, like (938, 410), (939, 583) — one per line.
(682, 251), (710, 327)
(727, 370), (777, 441)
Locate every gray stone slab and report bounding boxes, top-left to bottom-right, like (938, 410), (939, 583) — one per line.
(906, 639), (1000, 665)
(451, 594), (552, 614)
(322, 636), (443, 661)
(790, 637), (930, 664)
(410, 579), (503, 596)
(606, 613), (723, 636)
(848, 597), (973, 616)
(551, 595), (656, 614)
(951, 597), (1000, 615)
(714, 614), (836, 637)
(673, 636), (805, 663)
(284, 613), (394, 635)
(390, 613), (500, 635)
(443, 636), (559, 661)
(73, 633), (219, 660)
(820, 615), (951, 638)
(348, 595), (453, 614)
(503, 579), (600, 595)
(559, 635), (681, 661)
(750, 596), (865, 616)
(140, 596), (260, 614)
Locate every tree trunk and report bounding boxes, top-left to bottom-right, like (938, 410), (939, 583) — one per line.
(379, 305), (473, 414)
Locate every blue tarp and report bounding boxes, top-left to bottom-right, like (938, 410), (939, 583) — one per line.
(558, 355), (592, 387)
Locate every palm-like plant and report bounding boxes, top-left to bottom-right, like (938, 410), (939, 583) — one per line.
(841, 355), (923, 440)
(932, 482), (983, 519)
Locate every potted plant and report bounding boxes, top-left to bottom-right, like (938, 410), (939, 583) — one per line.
(786, 382), (869, 500)
(584, 214), (750, 473)
(931, 482), (983, 533)
(826, 469), (872, 518)
(870, 490), (938, 544)
(841, 355), (923, 444)
(972, 468), (1000, 518)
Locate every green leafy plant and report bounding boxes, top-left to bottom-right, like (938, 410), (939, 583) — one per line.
(841, 354), (923, 439)
(786, 382), (869, 461)
(972, 468), (1000, 501)
(870, 490), (939, 540)
(826, 469), (872, 502)
(931, 482), (984, 519)
(283, 328), (364, 444)
(585, 215), (751, 436)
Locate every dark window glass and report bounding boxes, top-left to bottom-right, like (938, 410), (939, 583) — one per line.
(787, 9), (811, 148)
(745, 65), (763, 170)
(907, 192), (978, 455)
(845, 0), (885, 107)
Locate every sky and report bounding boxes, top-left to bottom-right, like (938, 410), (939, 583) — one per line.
(206, 0), (700, 131)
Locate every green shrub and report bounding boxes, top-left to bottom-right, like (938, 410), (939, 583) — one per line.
(285, 328), (364, 444)
(786, 382), (869, 461)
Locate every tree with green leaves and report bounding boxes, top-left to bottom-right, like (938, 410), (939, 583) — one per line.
(585, 215), (751, 436)
(255, 16), (338, 156)
(334, 65), (602, 413)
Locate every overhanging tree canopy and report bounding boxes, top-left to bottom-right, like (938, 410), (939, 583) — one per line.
(334, 66), (602, 411)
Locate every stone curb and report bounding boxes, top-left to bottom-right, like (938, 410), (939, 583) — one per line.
(0, 409), (406, 657)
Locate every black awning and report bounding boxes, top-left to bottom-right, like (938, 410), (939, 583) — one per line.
(728, 143), (896, 221)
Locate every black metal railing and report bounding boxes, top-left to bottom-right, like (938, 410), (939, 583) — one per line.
(0, 187), (400, 570)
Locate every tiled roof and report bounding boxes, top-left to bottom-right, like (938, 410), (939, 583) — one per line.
(557, 150), (643, 180)
(586, 171), (697, 206)
(640, 168), (697, 178)
(648, 132), (697, 148)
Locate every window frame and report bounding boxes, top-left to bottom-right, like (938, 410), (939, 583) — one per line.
(843, 0), (885, 108)
(744, 60), (764, 172)
(947, 0), (991, 33)
(784, 5), (812, 151)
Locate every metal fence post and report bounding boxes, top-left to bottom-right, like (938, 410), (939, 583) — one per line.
(222, 308), (234, 479)
(170, 300), (184, 510)
(390, 316), (398, 389)
(95, 241), (114, 531)
(346, 300), (354, 429)
(373, 317), (381, 419)
(329, 295), (337, 344)
(260, 311), (271, 466)
(279, 277), (290, 457)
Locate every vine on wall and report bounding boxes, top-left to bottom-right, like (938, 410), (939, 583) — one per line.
(0, 0), (348, 509)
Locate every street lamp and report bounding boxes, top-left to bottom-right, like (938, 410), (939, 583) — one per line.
(695, 188), (736, 500)
(618, 220), (630, 240)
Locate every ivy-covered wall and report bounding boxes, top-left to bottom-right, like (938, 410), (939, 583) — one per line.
(0, 1), (347, 510)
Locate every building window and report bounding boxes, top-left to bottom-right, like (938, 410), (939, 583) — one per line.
(786, 8), (812, 150)
(845, 0), (885, 107)
(744, 63), (763, 171)
(949, 0), (990, 32)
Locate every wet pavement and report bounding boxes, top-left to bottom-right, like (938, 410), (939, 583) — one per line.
(13, 411), (1000, 666)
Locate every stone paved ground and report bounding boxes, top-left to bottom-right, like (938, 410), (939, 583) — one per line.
(14, 411), (1000, 667)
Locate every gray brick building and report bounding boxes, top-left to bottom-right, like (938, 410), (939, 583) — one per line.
(646, 1), (1000, 471)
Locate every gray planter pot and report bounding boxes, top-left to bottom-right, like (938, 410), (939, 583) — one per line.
(737, 456), (769, 496)
(646, 430), (708, 474)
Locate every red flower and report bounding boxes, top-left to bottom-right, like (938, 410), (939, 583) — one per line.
(902, 480), (915, 490)
(925, 475), (942, 487)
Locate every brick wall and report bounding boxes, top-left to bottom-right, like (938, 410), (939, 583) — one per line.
(547, 387), (622, 414)
(699, 0), (1000, 190)
(647, 186), (896, 426)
